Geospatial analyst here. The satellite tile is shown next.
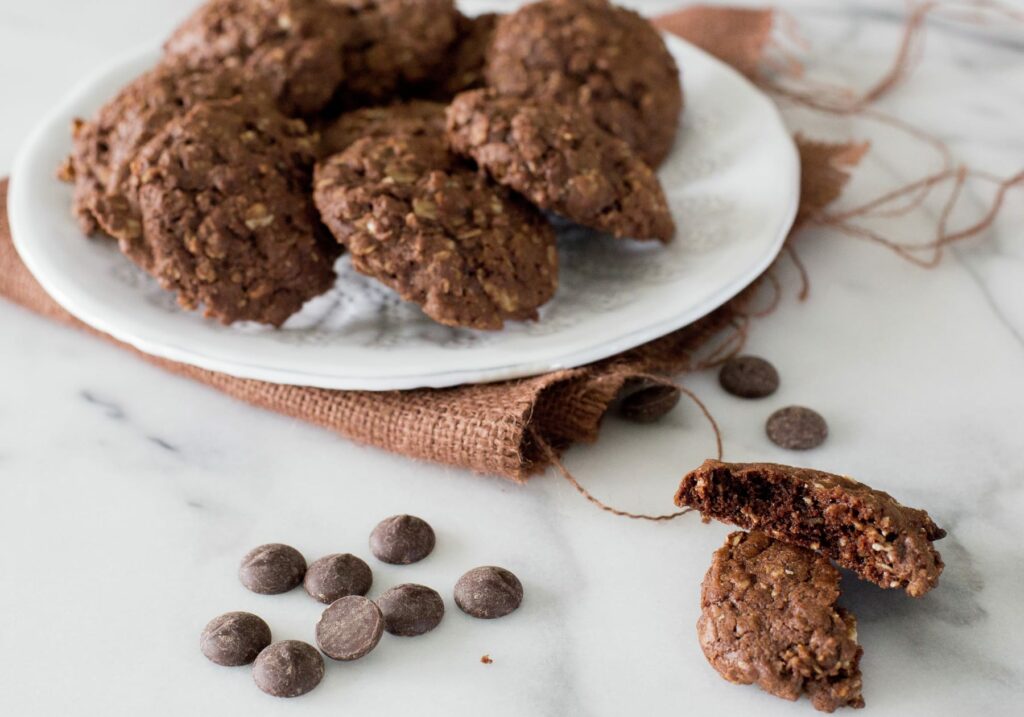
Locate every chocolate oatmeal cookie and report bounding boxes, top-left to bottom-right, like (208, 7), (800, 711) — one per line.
(676, 460), (946, 597)
(337, 0), (459, 102)
(164, 0), (349, 116)
(319, 101), (446, 157)
(700, 531), (864, 712)
(423, 12), (501, 100)
(58, 62), (265, 249)
(446, 89), (675, 242)
(313, 134), (557, 330)
(129, 98), (338, 326)
(486, 0), (682, 167)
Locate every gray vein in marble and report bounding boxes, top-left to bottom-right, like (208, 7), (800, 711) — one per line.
(80, 389), (126, 420)
(953, 246), (1024, 349)
(147, 435), (179, 453)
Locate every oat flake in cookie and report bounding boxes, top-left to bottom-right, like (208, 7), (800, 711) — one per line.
(676, 460), (947, 597)
(319, 100), (446, 157)
(164, 0), (350, 116)
(336, 0), (460, 102)
(486, 0), (683, 168)
(130, 97), (338, 326)
(58, 62), (265, 243)
(700, 531), (864, 712)
(314, 134), (558, 330)
(447, 89), (675, 242)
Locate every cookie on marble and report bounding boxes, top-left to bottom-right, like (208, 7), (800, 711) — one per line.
(676, 460), (947, 597)
(446, 89), (675, 242)
(163, 0), (350, 116)
(58, 61), (265, 245)
(337, 0), (459, 102)
(699, 531), (865, 712)
(485, 0), (682, 167)
(313, 134), (557, 330)
(130, 97), (338, 326)
(319, 100), (446, 157)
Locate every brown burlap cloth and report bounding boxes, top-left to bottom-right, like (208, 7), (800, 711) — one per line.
(0, 7), (864, 481)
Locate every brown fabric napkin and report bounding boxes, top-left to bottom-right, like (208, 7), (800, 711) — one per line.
(0, 7), (862, 482)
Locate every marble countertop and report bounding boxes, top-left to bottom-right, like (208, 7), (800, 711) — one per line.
(2, 1), (1023, 715)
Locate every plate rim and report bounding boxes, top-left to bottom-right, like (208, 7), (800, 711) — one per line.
(9, 35), (800, 391)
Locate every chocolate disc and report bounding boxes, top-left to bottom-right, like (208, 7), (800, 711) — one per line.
(619, 384), (680, 423)
(719, 356), (780, 398)
(316, 595), (385, 661)
(369, 515), (436, 565)
(766, 406), (828, 450)
(454, 566), (523, 619)
(377, 584), (445, 636)
(304, 553), (373, 604)
(239, 543), (306, 595)
(200, 611), (271, 666)
(252, 641), (324, 698)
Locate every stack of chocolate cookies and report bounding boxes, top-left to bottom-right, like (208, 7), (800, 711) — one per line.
(60, 0), (683, 330)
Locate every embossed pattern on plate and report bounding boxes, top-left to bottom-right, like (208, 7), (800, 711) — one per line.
(9, 35), (799, 390)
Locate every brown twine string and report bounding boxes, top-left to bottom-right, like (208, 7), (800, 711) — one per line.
(692, 315), (750, 370)
(765, 0), (1024, 269)
(530, 381), (722, 522)
(784, 245), (811, 301)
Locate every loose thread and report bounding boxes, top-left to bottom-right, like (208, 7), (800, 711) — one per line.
(528, 382), (722, 522)
(784, 245), (811, 301)
(692, 315), (749, 370)
(763, 0), (1023, 270)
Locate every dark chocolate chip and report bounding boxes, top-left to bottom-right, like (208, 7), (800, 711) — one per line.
(316, 595), (385, 661)
(252, 640), (324, 698)
(369, 515), (436, 565)
(239, 543), (306, 595)
(303, 553), (373, 604)
(766, 406), (828, 450)
(719, 355), (780, 398)
(618, 384), (681, 423)
(376, 584), (445, 636)
(454, 566), (523, 619)
(200, 611), (271, 666)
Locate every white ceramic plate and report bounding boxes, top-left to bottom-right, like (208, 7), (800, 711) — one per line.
(9, 35), (799, 390)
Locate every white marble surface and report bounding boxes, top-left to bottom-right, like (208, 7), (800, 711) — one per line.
(1, 1), (1023, 715)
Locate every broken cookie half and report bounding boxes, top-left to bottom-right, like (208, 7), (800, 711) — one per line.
(677, 460), (946, 597)
(700, 531), (864, 712)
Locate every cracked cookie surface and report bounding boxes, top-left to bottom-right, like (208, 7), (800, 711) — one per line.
(130, 98), (338, 326)
(314, 134), (557, 330)
(164, 0), (350, 116)
(485, 0), (682, 167)
(336, 0), (459, 102)
(446, 89), (674, 242)
(319, 100), (446, 157)
(59, 61), (264, 246)
(700, 531), (865, 712)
